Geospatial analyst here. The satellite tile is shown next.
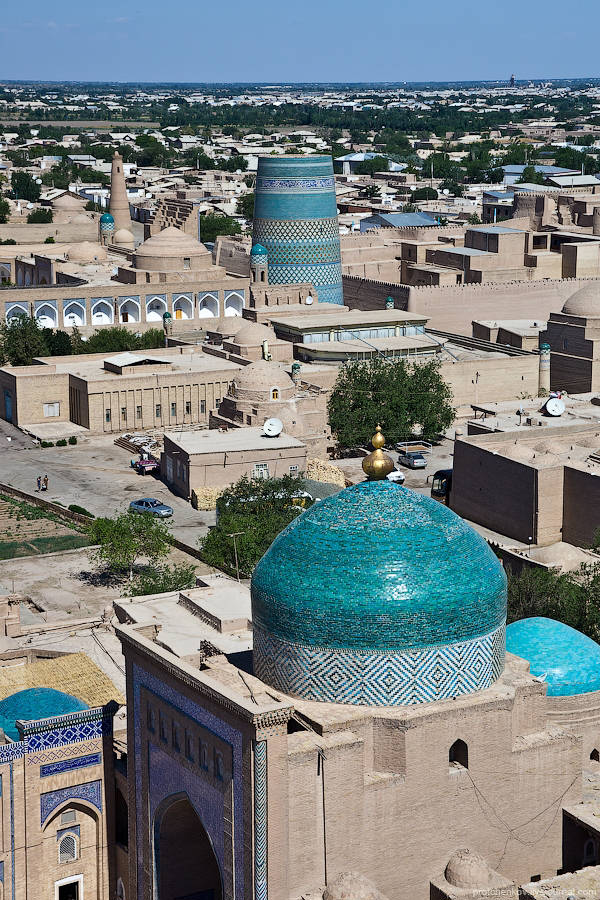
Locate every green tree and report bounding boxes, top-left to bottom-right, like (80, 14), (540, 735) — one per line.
(507, 563), (600, 643)
(362, 184), (381, 201)
(0, 314), (48, 366)
(467, 213), (482, 225)
(11, 171), (41, 202)
(354, 156), (389, 175)
(89, 511), (171, 581)
(0, 197), (9, 224)
(43, 329), (72, 356)
(517, 165), (545, 185)
(237, 192), (255, 222)
(200, 475), (309, 577)
(328, 357), (454, 450)
(199, 214), (241, 244)
(127, 562), (196, 596)
(27, 208), (53, 224)
(412, 187), (438, 201)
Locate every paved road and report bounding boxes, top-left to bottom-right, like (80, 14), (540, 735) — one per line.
(0, 436), (214, 547)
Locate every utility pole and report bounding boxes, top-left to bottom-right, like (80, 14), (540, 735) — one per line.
(228, 532), (244, 581)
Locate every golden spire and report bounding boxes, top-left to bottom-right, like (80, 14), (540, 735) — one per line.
(362, 425), (395, 480)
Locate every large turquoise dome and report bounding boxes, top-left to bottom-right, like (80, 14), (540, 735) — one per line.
(252, 481), (507, 706)
(0, 688), (88, 741)
(506, 617), (600, 696)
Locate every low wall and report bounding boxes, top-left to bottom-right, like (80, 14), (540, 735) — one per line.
(0, 481), (92, 526)
(0, 221), (98, 245)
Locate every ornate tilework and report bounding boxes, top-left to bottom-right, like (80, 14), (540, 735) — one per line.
(253, 217), (340, 242)
(40, 779), (102, 825)
(56, 825), (80, 841)
(0, 743), (24, 764)
(255, 176), (336, 193)
(24, 716), (105, 752)
(40, 752), (101, 778)
(27, 738), (102, 766)
(254, 624), (505, 706)
(254, 741), (267, 900)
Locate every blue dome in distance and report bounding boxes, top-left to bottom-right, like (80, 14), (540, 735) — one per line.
(0, 688), (88, 741)
(251, 481), (507, 707)
(100, 212), (114, 224)
(506, 617), (600, 696)
(250, 243), (268, 257)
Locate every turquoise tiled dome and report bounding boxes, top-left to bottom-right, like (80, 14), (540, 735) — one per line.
(0, 688), (88, 741)
(100, 213), (114, 224)
(250, 243), (268, 256)
(252, 481), (507, 706)
(507, 617), (600, 696)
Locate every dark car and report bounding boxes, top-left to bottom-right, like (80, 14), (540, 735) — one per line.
(129, 498), (173, 518)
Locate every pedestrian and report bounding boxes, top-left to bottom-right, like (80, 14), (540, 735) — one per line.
(42, 475), (48, 492)
(36, 475), (41, 492)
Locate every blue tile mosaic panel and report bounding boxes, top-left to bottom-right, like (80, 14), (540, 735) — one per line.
(40, 752), (101, 778)
(40, 780), (102, 825)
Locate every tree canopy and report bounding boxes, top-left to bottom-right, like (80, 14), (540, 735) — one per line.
(11, 171), (41, 202)
(0, 314), (48, 366)
(327, 357), (455, 450)
(89, 510), (171, 580)
(199, 214), (241, 244)
(237, 191), (255, 222)
(200, 475), (309, 577)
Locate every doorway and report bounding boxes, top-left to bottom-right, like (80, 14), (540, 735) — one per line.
(55, 876), (82, 900)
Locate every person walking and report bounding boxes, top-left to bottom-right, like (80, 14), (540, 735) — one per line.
(42, 475), (48, 492)
(36, 475), (41, 492)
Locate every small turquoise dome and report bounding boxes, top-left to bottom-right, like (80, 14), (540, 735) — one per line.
(506, 617), (600, 696)
(0, 688), (88, 741)
(100, 213), (114, 224)
(251, 243), (268, 257)
(252, 481), (507, 706)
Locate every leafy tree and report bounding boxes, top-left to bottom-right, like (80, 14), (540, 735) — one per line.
(127, 562), (196, 596)
(43, 329), (72, 356)
(362, 185), (380, 201)
(517, 165), (545, 185)
(199, 214), (241, 244)
(89, 511), (171, 581)
(0, 314), (48, 366)
(237, 192), (255, 222)
(328, 357), (454, 450)
(82, 326), (164, 354)
(354, 156), (389, 175)
(467, 213), (482, 225)
(11, 171), (41, 202)
(412, 187), (438, 201)
(0, 197), (9, 224)
(27, 208), (53, 224)
(217, 155), (248, 172)
(200, 475), (309, 577)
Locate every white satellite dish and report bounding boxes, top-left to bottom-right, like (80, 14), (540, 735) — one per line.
(305, 294), (314, 305)
(26, 202), (34, 209)
(544, 396), (565, 417)
(263, 417), (283, 437)
(443, 188), (450, 195)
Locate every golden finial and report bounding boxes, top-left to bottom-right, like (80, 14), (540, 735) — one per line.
(362, 425), (395, 480)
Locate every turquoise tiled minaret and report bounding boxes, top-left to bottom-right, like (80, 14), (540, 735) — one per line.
(252, 156), (343, 305)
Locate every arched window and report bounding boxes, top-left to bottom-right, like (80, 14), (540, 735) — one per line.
(116, 878), (126, 900)
(58, 833), (78, 863)
(584, 838), (597, 864)
(591, 749), (599, 762)
(271, 387), (279, 400)
(449, 739), (468, 769)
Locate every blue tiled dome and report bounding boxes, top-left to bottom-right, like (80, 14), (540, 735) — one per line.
(100, 213), (114, 224)
(252, 481), (507, 706)
(506, 617), (600, 696)
(0, 688), (88, 741)
(250, 243), (268, 256)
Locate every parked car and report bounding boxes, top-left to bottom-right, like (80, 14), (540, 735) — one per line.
(398, 450), (427, 469)
(129, 498), (173, 518)
(133, 458), (160, 476)
(386, 469), (406, 484)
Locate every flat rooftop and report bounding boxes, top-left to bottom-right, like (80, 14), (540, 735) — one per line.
(297, 334), (441, 357)
(270, 309), (428, 332)
(165, 426), (306, 455)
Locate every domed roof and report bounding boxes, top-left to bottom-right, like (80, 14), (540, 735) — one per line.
(114, 228), (134, 243)
(234, 360), (294, 391)
(562, 283), (600, 318)
(100, 212), (115, 224)
(52, 192), (85, 210)
(324, 872), (389, 900)
(252, 481), (507, 706)
(233, 322), (276, 345)
(444, 850), (493, 888)
(136, 225), (209, 258)
(251, 243), (268, 257)
(506, 617), (600, 696)
(0, 688), (88, 741)
(65, 241), (107, 263)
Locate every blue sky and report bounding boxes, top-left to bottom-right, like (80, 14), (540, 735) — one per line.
(1, 0), (598, 83)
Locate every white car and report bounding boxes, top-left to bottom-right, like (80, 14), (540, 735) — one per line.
(386, 469), (406, 484)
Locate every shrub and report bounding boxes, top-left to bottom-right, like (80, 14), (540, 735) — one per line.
(40, 441), (54, 448)
(44, 236), (55, 244)
(56, 439), (67, 447)
(26, 208), (53, 224)
(127, 563), (196, 597)
(68, 436), (77, 445)
(68, 504), (94, 518)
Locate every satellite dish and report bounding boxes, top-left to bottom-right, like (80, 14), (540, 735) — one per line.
(544, 397), (565, 417)
(305, 294), (314, 305)
(26, 202), (34, 209)
(443, 189), (450, 195)
(263, 417), (283, 437)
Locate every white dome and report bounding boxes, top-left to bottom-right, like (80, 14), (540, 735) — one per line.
(233, 322), (276, 345)
(562, 283), (600, 318)
(234, 360), (294, 392)
(444, 849), (492, 889)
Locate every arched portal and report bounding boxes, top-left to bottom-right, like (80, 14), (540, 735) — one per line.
(198, 294), (219, 318)
(92, 300), (113, 325)
(173, 295), (193, 320)
(146, 296), (167, 322)
(224, 293), (243, 317)
(63, 301), (86, 327)
(119, 299), (140, 324)
(35, 303), (58, 328)
(154, 795), (222, 900)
